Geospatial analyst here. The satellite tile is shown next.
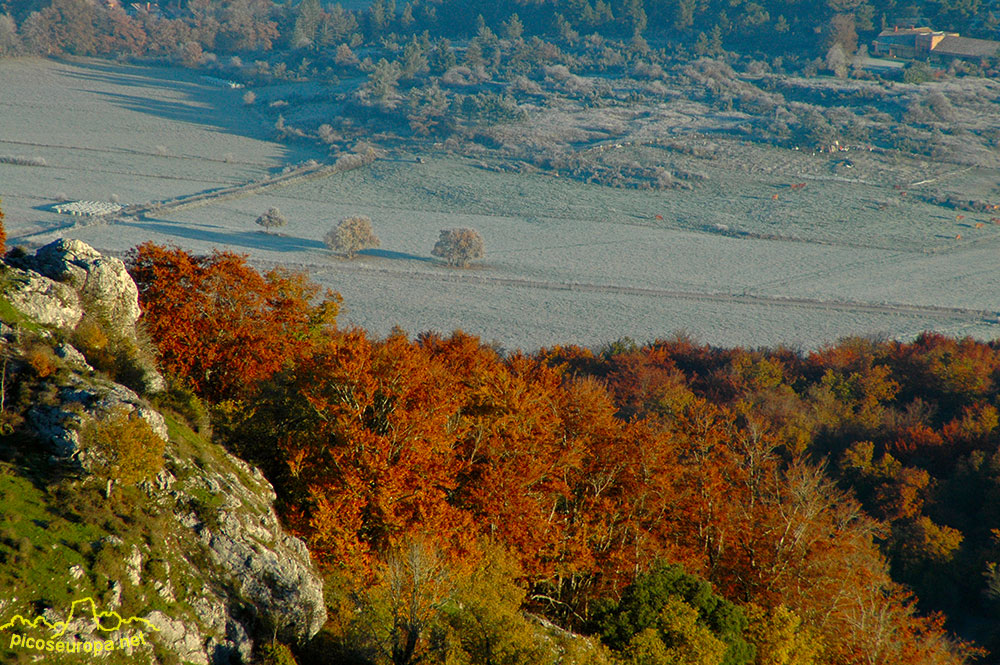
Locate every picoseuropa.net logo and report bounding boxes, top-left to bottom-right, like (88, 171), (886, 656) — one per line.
(1, 596), (158, 656)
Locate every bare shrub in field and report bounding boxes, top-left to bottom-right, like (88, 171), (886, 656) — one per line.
(826, 43), (848, 78)
(81, 407), (165, 498)
(318, 123), (339, 144)
(255, 207), (287, 233)
(334, 149), (376, 171)
(632, 61), (666, 80)
(543, 64), (572, 82)
(325, 216), (379, 258)
(925, 91), (957, 122)
(432, 228), (485, 267)
(441, 65), (481, 87)
(0, 155), (46, 167)
(510, 75), (543, 96)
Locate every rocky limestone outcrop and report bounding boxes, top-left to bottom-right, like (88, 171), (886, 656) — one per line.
(121, 439), (328, 665)
(7, 238), (165, 393)
(27, 371), (167, 458)
(153, 446), (328, 663)
(19, 238), (141, 336)
(2, 239), (327, 664)
(5, 269), (82, 330)
(198, 471), (328, 643)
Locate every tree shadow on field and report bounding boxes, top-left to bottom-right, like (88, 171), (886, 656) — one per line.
(117, 218), (326, 253)
(57, 57), (206, 87)
(359, 249), (435, 263)
(88, 90), (230, 128)
(57, 60), (317, 164)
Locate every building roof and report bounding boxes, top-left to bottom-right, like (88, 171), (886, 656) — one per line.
(875, 34), (919, 45)
(877, 27), (935, 37)
(933, 35), (1000, 58)
(872, 27), (1000, 60)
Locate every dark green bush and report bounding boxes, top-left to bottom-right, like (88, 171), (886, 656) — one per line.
(591, 562), (754, 665)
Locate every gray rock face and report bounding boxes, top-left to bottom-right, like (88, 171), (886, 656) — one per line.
(29, 238), (141, 335)
(133, 444), (328, 664)
(54, 342), (93, 371)
(177, 450), (328, 649)
(28, 374), (168, 457)
(6, 270), (82, 330)
(22, 373), (326, 663)
(8, 239), (165, 394)
(146, 611), (213, 665)
(5, 238), (327, 664)
(206, 494), (328, 643)
(28, 375), (327, 664)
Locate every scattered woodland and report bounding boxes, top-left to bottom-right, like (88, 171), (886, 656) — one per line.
(3, 0), (998, 62)
(2, 0), (1000, 180)
(103, 238), (1000, 665)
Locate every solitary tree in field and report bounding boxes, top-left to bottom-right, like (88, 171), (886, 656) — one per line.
(325, 215), (379, 258)
(432, 228), (484, 267)
(256, 207), (287, 233)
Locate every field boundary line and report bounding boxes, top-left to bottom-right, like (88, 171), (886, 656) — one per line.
(126, 155), (374, 217)
(285, 260), (1000, 324)
(0, 138), (271, 167)
(909, 166), (975, 188)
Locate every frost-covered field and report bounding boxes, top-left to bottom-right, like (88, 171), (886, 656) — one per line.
(0, 58), (311, 236)
(3, 58), (1000, 351)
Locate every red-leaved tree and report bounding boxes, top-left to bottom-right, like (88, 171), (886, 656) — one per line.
(126, 242), (340, 401)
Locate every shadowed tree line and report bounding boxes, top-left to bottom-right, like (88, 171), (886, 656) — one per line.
(2, 0), (996, 63)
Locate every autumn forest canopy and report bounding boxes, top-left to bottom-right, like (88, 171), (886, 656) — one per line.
(114, 241), (1000, 665)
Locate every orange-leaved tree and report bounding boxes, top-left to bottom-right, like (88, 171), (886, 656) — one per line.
(244, 329), (474, 577)
(126, 242), (340, 401)
(539, 340), (981, 663)
(421, 332), (579, 578)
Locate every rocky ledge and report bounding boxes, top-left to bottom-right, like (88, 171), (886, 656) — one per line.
(0, 239), (327, 664)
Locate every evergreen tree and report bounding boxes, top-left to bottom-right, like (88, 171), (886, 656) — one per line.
(291, 0), (322, 48)
(503, 12), (524, 40)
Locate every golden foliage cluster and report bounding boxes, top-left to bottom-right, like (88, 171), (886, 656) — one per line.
(80, 406), (165, 494)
